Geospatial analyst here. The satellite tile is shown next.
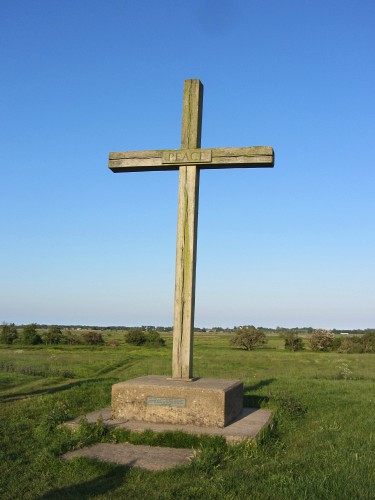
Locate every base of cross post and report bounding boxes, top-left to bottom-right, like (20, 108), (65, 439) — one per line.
(111, 376), (244, 428)
(167, 377), (198, 382)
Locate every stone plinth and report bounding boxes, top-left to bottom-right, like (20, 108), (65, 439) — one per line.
(111, 376), (243, 428)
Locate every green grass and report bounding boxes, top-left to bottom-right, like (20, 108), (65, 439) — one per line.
(0, 334), (374, 499)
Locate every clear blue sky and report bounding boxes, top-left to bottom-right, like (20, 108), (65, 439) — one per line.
(1, 0), (374, 329)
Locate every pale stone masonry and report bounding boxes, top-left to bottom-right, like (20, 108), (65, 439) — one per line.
(111, 376), (244, 428)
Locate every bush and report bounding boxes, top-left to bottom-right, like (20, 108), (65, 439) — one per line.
(337, 336), (364, 354)
(145, 331), (165, 347)
(331, 336), (343, 351)
(125, 329), (146, 346)
(230, 326), (267, 351)
(82, 331), (104, 345)
(0, 323), (18, 344)
(283, 332), (304, 351)
(361, 332), (375, 353)
(21, 324), (42, 345)
(308, 329), (335, 351)
(336, 334), (375, 354)
(124, 329), (165, 347)
(61, 330), (82, 345)
(41, 326), (63, 345)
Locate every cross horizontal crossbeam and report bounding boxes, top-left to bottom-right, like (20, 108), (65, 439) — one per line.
(108, 146), (274, 173)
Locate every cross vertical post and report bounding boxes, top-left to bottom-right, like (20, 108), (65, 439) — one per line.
(172, 79), (203, 380)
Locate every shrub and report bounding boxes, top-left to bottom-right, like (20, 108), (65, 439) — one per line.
(308, 329), (335, 351)
(283, 332), (304, 351)
(145, 331), (165, 347)
(61, 330), (82, 345)
(331, 336), (343, 351)
(125, 329), (146, 346)
(230, 326), (267, 351)
(21, 324), (42, 345)
(361, 332), (375, 353)
(82, 331), (104, 345)
(337, 336), (364, 354)
(0, 322), (18, 344)
(41, 326), (63, 345)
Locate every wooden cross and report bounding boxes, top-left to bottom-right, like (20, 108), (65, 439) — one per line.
(108, 79), (274, 380)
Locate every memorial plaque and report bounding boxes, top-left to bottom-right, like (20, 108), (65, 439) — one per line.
(147, 396), (186, 408)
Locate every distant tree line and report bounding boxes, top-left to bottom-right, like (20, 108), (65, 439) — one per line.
(2, 322), (375, 354)
(0, 323), (104, 346)
(0, 323), (166, 348)
(229, 326), (375, 354)
(2, 322), (374, 336)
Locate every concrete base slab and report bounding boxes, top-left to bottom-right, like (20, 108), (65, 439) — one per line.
(63, 443), (195, 471)
(112, 376), (243, 428)
(64, 406), (272, 443)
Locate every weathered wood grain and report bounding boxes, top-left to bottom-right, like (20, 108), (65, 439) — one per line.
(109, 146), (274, 172)
(172, 79), (202, 380)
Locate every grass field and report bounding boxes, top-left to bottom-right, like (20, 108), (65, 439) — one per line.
(0, 333), (374, 499)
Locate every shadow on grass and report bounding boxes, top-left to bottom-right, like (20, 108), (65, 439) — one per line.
(95, 359), (137, 376)
(0, 378), (112, 403)
(243, 378), (275, 408)
(38, 463), (130, 499)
